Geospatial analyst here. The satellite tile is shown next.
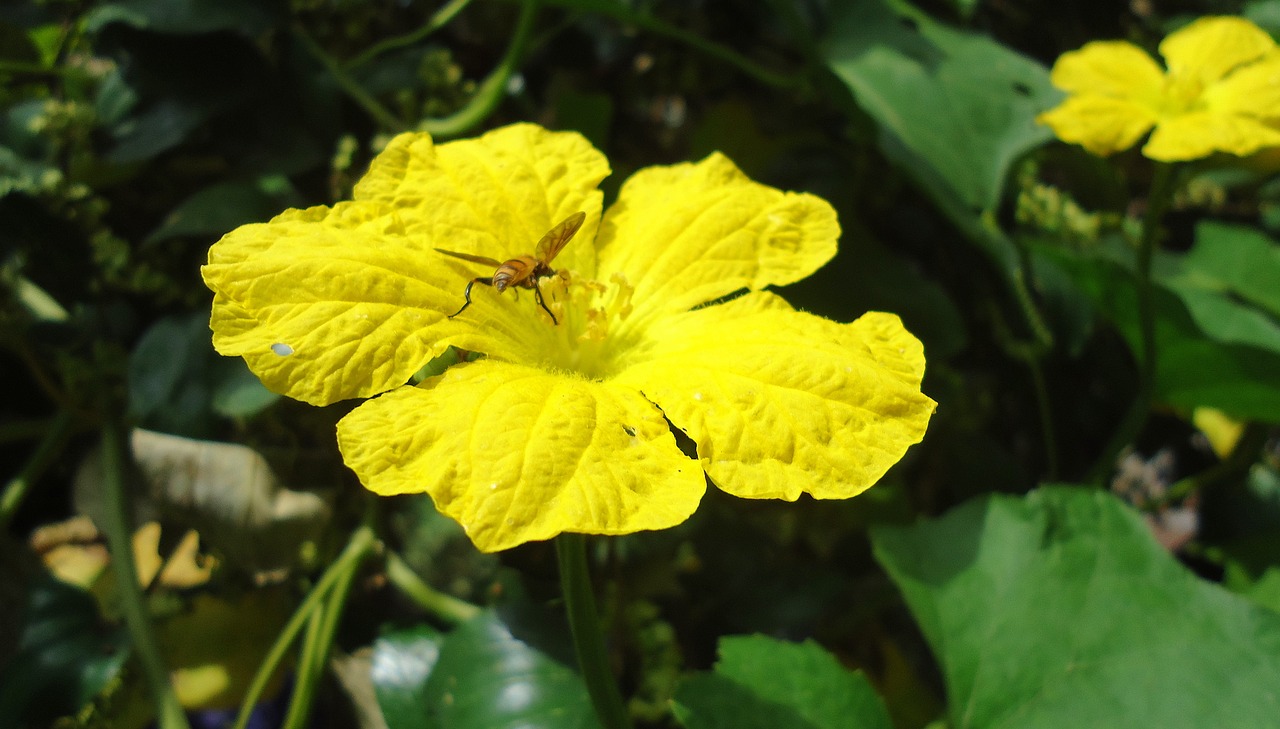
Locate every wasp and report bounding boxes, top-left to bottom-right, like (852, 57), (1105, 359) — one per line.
(435, 211), (587, 326)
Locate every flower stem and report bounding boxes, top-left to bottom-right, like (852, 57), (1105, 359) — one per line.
(0, 408), (74, 529)
(99, 421), (192, 729)
(1089, 162), (1177, 485)
(231, 524), (377, 729)
(384, 550), (481, 626)
(418, 0), (540, 137)
(555, 533), (631, 729)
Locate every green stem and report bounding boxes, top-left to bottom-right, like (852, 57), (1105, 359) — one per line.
(1157, 423), (1269, 508)
(1026, 359), (1059, 480)
(555, 534), (631, 729)
(346, 0), (477, 69)
(291, 25), (408, 133)
(525, 0), (801, 90)
(99, 422), (192, 729)
(385, 550), (481, 626)
(418, 0), (540, 137)
(0, 409), (74, 529)
(1088, 162), (1177, 485)
(232, 525), (377, 729)
(282, 549), (360, 729)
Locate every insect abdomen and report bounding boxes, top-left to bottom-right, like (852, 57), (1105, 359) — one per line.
(493, 256), (539, 292)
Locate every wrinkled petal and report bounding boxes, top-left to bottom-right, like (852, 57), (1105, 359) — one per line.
(204, 202), (569, 405)
(611, 293), (935, 501)
(336, 360), (707, 552)
(204, 126), (611, 405)
(1037, 96), (1159, 156)
(1160, 16), (1276, 86)
(1048, 41), (1164, 102)
(593, 153), (838, 330)
(1144, 111), (1280, 161)
(355, 124), (609, 275)
(1202, 54), (1280, 121)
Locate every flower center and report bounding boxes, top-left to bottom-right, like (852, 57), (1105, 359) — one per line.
(1159, 71), (1207, 115)
(538, 269), (636, 379)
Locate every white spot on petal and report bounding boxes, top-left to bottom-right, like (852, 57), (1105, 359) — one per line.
(693, 392), (704, 401)
(271, 343), (294, 356)
(489, 483), (498, 491)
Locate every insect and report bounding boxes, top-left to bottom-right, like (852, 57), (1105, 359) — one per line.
(435, 211), (586, 326)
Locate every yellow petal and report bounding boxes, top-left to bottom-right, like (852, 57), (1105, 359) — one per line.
(1143, 111), (1280, 161)
(354, 124), (610, 276)
(594, 153), (838, 330)
(203, 124), (614, 405)
(1037, 96), (1159, 156)
(1159, 16), (1276, 87)
(1202, 54), (1280, 120)
(1048, 40), (1164, 101)
(336, 360), (706, 552)
(611, 293), (935, 501)
(204, 201), (548, 405)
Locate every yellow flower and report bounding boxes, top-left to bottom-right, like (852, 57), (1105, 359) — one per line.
(1037, 16), (1280, 161)
(202, 124), (935, 552)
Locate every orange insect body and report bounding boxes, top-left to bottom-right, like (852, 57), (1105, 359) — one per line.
(436, 211), (586, 325)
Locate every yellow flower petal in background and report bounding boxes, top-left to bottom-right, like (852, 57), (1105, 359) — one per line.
(594, 153), (839, 328)
(1037, 96), (1160, 157)
(1047, 41), (1164, 101)
(612, 293), (935, 501)
(1144, 110), (1280, 161)
(1038, 15), (1280, 161)
(336, 360), (707, 553)
(1158, 16), (1276, 86)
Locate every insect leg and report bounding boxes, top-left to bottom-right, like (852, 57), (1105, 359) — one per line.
(448, 278), (493, 319)
(532, 280), (558, 326)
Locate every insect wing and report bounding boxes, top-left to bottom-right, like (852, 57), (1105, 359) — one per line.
(534, 211), (587, 263)
(435, 248), (504, 268)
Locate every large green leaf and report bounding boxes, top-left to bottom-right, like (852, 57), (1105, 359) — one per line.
(673, 635), (892, 729)
(0, 577), (130, 726)
(372, 612), (600, 729)
(1033, 237), (1280, 421)
(1177, 222), (1280, 318)
(820, 0), (1058, 221)
(872, 486), (1280, 728)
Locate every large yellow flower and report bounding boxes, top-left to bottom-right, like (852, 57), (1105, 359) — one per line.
(1037, 16), (1280, 161)
(202, 124), (935, 552)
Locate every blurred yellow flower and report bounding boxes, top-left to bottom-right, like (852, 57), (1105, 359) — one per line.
(202, 124), (935, 552)
(1038, 16), (1280, 161)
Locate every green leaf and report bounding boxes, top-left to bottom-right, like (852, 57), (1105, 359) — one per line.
(820, 0), (1058, 217)
(872, 486), (1280, 729)
(145, 176), (299, 244)
(373, 612), (600, 729)
(84, 0), (285, 35)
(1180, 222), (1280, 318)
(1033, 238), (1280, 421)
(672, 635), (892, 729)
(371, 625), (446, 725)
(0, 577), (130, 725)
(129, 311), (277, 435)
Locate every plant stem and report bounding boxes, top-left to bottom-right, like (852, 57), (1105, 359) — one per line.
(385, 550), (481, 626)
(555, 533), (631, 729)
(1088, 162), (1177, 485)
(232, 524), (377, 729)
(282, 550), (360, 729)
(418, 0), (540, 137)
(0, 409), (74, 529)
(290, 25), (408, 133)
(346, 0), (477, 69)
(99, 421), (192, 729)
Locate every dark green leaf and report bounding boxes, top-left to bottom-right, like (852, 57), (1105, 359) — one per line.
(374, 612), (600, 729)
(673, 635), (892, 729)
(0, 577), (130, 726)
(1181, 222), (1280, 318)
(145, 176), (298, 244)
(872, 486), (1280, 729)
(371, 625), (446, 725)
(820, 0), (1058, 216)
